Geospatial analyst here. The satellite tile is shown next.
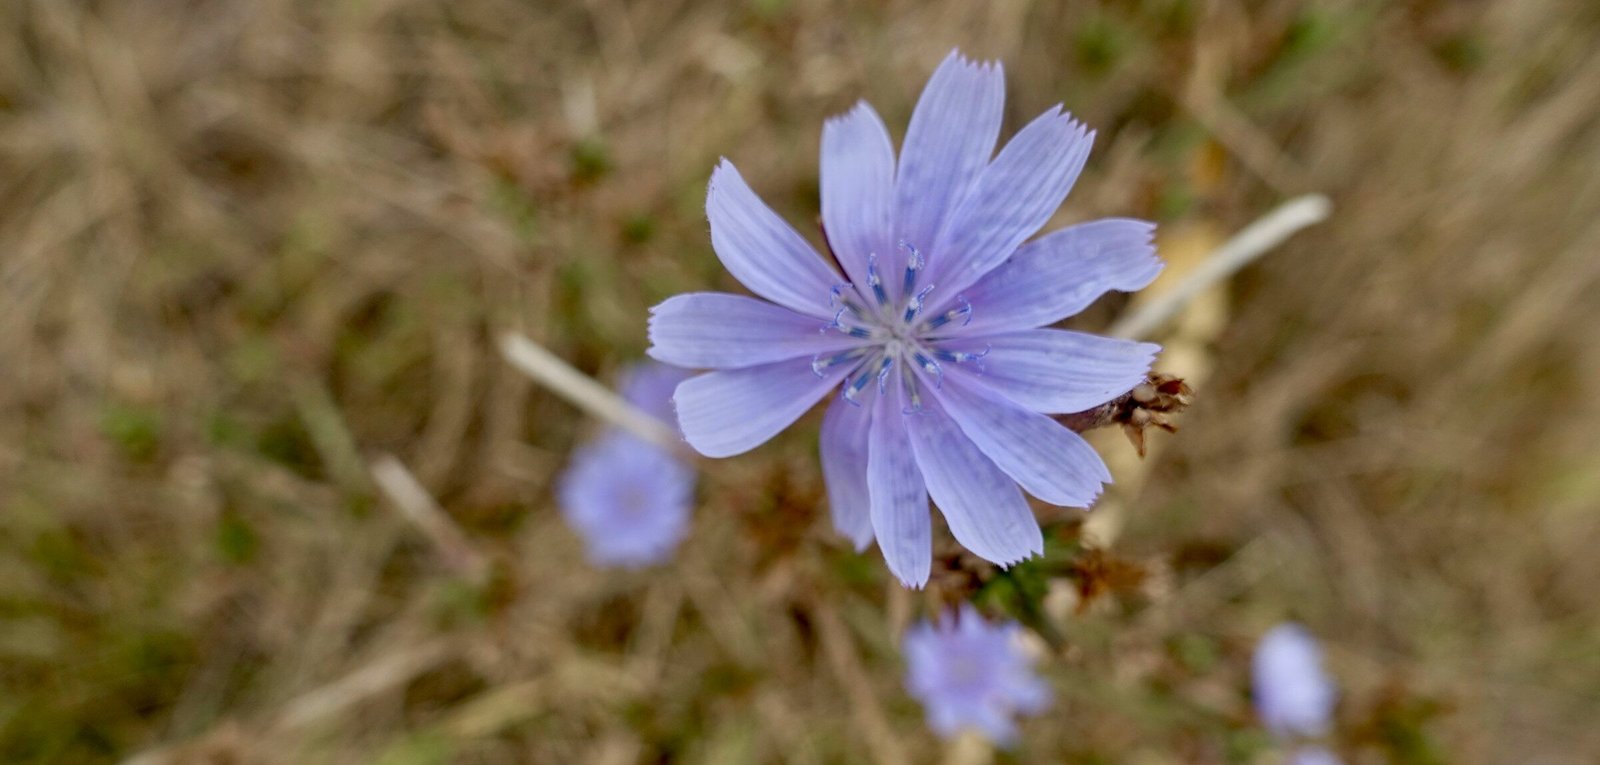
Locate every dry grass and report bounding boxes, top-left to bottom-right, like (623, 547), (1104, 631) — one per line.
(2, 0), (1598, 763)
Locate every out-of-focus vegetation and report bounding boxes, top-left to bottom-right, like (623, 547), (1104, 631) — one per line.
(2, 1), (1598, 762)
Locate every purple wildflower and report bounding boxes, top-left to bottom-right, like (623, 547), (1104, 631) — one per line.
(1253, 623), (1338, 740)
(557, 362), (695, 568)
(647, 50), (1161, 586)
(902, 605), (1051, 745)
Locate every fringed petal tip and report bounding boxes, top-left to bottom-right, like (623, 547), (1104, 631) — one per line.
(924, 98), (1099, 303)
(1111, 219), (1165, 289)
(992, 549), (1044, 571)
(941, 47), (1004, 76)
(825, 98), (875, 126)
(705, 158), (738, 213)
(895, 572), (930, 590)
(1082, 485), (1107, 509)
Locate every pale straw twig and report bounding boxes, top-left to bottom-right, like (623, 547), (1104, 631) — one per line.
(272, 638), (457, 732)
(497, 332), (681, 452)
(1109, 194), (1332, 341)
(810, 598), (908, 764)
(120, 639), (457, 765)
(370, 454), (488, 580)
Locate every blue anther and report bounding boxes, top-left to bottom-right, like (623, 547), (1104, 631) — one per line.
(821, 307), (845, 335)
(899, 240), (926, 269)
(811, 348), (866, 378)
(899, 241), (924, 294)
(903, 284), (936, 323)
(874, 356), (893, 393)
(912, 351), (943, 389)
(842, 366), (875, 406)
(822, 308), (873, 339)
(829, 284), (868, 319)
(866, 253), (889, 306)
(924, 295), (973, 331)
(933, 343), (991, 366)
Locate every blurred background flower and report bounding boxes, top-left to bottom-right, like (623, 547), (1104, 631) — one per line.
(556, 362), (694, 568)
(1288, 745), (1342, 765)
(902, 604), (1050, 745)
(1253, 623), (1338, 751)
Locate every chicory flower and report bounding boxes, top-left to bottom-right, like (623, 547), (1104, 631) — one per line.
(649, 50), (1161, 586)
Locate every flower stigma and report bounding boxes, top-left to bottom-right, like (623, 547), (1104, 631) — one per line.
(814, 242), (988, 408)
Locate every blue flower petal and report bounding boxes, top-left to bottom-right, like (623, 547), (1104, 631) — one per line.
(905, 394), (1043, 567)
(707, 160), (841, 318)
(867, 376), (931, 587)
(674, 357), (847, 458)
(936, 373), (1111, 507)
(958, 218), (1162, 332)
(820, 395), (875, 550)
(648, 292), (862, 370)
(928, 106), (1094, 304)
(935, 329), (1158, 414)
(821, 101), (897, 297)
(895, 50), (1004, 283)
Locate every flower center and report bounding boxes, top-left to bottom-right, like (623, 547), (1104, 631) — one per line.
(812, 242), (989, 411)
(945, 653), (987, 691)
(617, 484), (651, 518)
